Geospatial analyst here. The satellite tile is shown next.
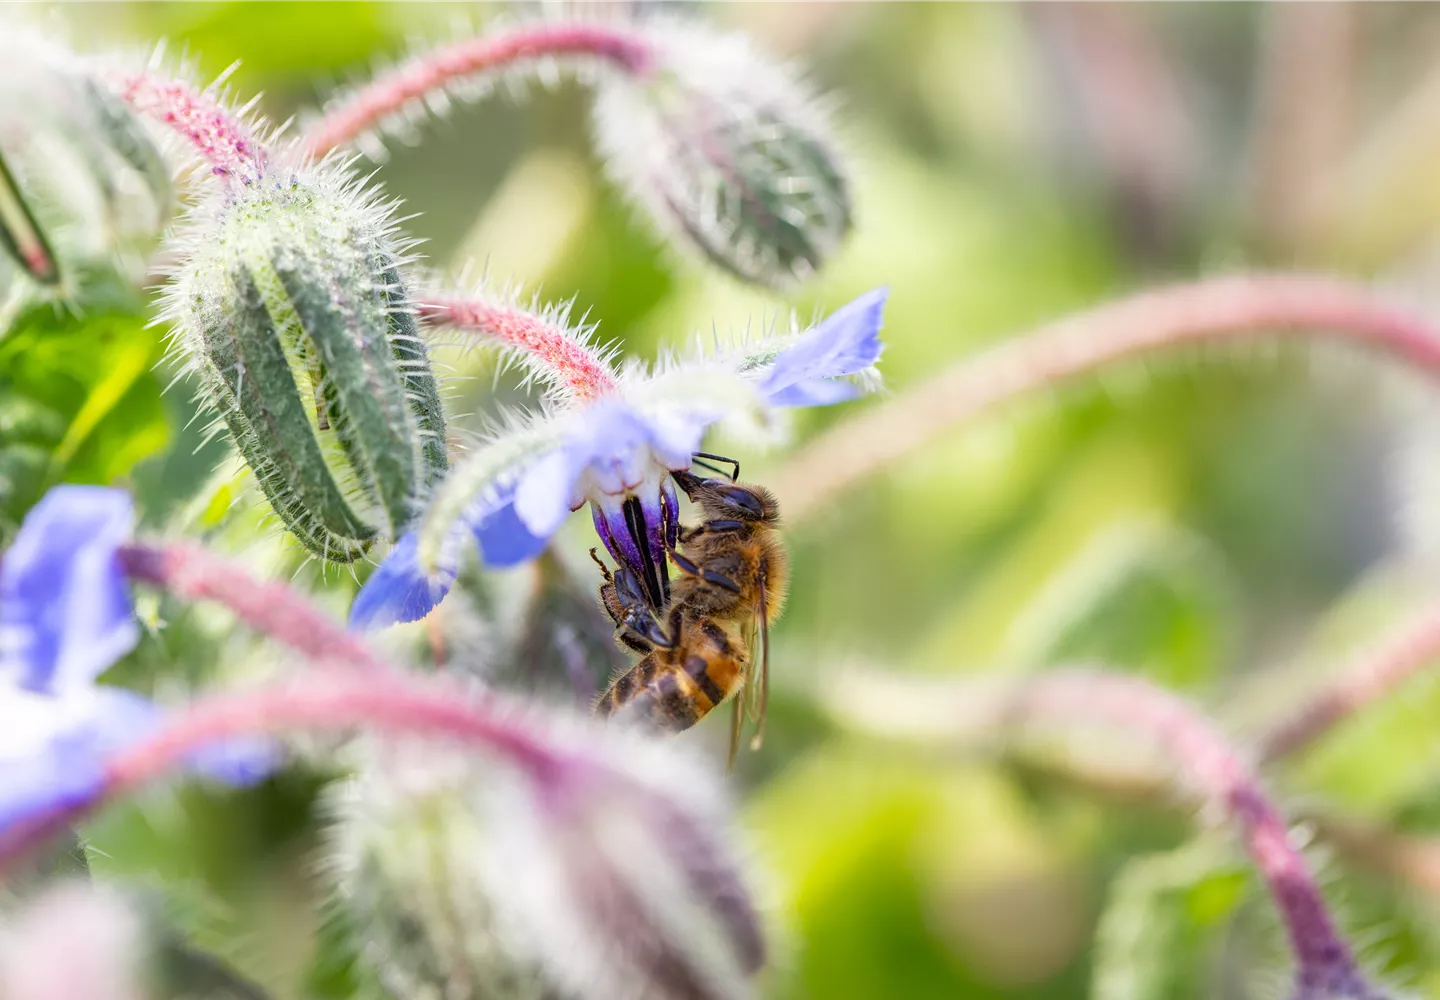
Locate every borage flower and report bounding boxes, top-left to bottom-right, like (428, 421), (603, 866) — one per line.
(348, 287), (888, 630)
(0, 486), (272, 834)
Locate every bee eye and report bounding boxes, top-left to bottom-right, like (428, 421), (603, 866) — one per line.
(715, 486), (764, 519)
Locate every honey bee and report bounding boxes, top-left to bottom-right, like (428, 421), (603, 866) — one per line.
(593, 456), (788, 764)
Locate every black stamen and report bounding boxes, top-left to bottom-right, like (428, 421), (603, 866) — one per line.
(622, 495), (665, 610)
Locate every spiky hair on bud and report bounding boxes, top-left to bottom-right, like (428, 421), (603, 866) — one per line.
(159, 158), (448, 563)
(0, 23), (173, 301)
(592, 19), (852, 290)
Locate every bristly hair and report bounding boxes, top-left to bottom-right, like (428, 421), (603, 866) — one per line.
(590, 16), (852, 290)
(418, 277), (624, 408)
(300, 7), (650, 163)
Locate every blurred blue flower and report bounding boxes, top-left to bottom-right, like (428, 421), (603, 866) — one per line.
(0, 486), (139, 691)
(351, 289), (888, 630)
(0, 486), (273, 835)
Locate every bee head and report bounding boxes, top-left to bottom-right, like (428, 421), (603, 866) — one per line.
(673, 471), (780, 524)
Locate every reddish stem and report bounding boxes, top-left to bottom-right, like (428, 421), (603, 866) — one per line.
(117, 543), (383, 672)
(0, 675), (567, 875)
(112, 72), (268, 186)
(301, 23), (653, 160)
(777, 274), (1440, 523)
(420, 295), (619, 402)
(1259, 598), (1440, 762)
(1009, 671), (1381, 999)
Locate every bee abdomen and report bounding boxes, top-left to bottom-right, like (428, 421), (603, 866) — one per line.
(599, 658), (704, 733)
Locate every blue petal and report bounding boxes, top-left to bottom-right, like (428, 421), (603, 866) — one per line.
(0, 688), (157, 837)
(348, 532), (457, 631)
(761, 287), (888, 408)
(472, 500), (551, 566)
(185, 736), (281, 787)
(0, 486), (138, 692)
(765, 378), (862, 408)
(513, 448), (581, 539)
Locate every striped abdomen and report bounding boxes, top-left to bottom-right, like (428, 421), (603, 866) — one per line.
(598, 618), (746, 733)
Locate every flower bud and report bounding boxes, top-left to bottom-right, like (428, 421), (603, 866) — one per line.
(167, 170), (448, 561)
(0, 29), (172, 300)
(327, 724), (765, 1000)
(592, 21), (851, 289)
(328, 747), (552, 1000)
(482, 730), (766, 1000)
(0, 882), (145, 1000)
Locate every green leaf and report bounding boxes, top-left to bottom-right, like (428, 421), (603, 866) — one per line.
(0, 306), (167, 536)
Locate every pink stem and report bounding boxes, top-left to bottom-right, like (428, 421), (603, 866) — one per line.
(421, 294), (620, 402)
(116, 543), (383, 672)
(1012, 671), (1380, 999)
(0, 675), (567, 875)
(777, 274), (1440, 523)
(111, 72), (268, 187)
(1260, 598), (1440, 762)
(301, 23), (653, 160)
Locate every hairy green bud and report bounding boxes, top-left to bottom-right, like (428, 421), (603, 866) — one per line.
(593, 21), (851, 289)
(167, 171), (447, 562)
(0, 28), (172, 301)
(328, 750), (550, 1000)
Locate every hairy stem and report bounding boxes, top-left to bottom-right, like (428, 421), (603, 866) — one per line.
(421, 293), (619, 401)
(117, 543), (384, 672)
(827, 668), (1384, 999)
(1259, 597), (1440, 762)
(111, 72), (268, 186)
(301, 22), (652, 159)
(777, 274), (1440, 523)
(0, 675), (567, 874)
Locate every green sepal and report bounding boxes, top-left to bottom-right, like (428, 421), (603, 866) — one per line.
(198, 261), (376, 561)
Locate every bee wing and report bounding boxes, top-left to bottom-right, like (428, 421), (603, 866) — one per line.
(746, 573), (770, 751)
(727, 694), (744, 772)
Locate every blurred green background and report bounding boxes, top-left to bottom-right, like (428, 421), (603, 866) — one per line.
(12, 1), (1440, 997)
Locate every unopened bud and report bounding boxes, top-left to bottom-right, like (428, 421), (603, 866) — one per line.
(0, 881), (145, 1000)
(593, 21), (851, 288)
(483, 730), (766, 1000)
(328, 724), (766, 1000)
(167, 170), (448, 561)
(0, 29), (172, 299)
(329, 747), (551, 1000)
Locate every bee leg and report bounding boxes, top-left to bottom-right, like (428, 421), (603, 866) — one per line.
(679, 519), (747, 543)
(588, 547), (614, 582)
(692, 452), (740, 482)
(670, 552), (742, 594)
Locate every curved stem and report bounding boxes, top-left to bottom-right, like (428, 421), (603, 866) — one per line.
(1259, 597), (1440, 762)
(827, 668), (1384, 999)
(0, 674), (567, 874)
(776, 274), (1440, 523)
(301, 22), (652, 160)
(117, 543), (384, 672)
(420, 292), (619, 402)
(111, 72), (268, 187)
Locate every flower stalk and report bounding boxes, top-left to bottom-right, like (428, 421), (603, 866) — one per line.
(421, 289), (620, 403)
(301, 22), (653, 159)
(826, 668), (1385, 1000)
(111, 70), (269, 187)
(1258, 596), (1440, 762)
(0, 674), (565, 875)
(116, 542), (385, 672)
(777, 274), (1440, 522)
